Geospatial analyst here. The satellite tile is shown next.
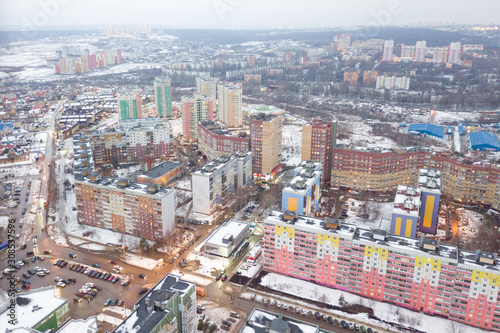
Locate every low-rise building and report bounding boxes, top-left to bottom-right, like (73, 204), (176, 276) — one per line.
(137, 161), (183, 186)
(240, 308), (320, 333)
(204, 220), (249, 257)
(114, 274), (197, 333)
(0, 287), (70, 332)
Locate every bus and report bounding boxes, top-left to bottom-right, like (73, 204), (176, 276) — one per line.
(247, 246), (262, 265)
(196, 286), (206, 297)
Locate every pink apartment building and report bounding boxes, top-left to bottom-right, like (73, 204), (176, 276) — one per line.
(263, 211), (500, 332)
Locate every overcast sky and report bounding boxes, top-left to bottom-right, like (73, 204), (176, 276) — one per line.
(0, 0), (498, 30)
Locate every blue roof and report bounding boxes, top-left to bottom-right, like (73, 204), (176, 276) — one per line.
(469, 131), (500, 151)
(458, 125), (465, 134)
(408, 123), (444, 138)
(0, 123), (13, 131)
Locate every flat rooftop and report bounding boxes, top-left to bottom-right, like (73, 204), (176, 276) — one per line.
(393, 185), (421, 216)
(241, 308), (319, 333)
(142, 161), (181, 179)
(114, 274), (194, 333)
(354, 227), (458, 261)
(205, 220), (249, 248)
(264, 211), (357, 239)
(75, 174), (173, 198)
(0, 287), (67, 330)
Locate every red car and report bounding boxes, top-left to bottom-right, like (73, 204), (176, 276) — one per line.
(108, 275), (115, 282)
(109, 260), (117, 264)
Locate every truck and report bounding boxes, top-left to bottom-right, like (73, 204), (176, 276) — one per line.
(247, 246), (262, 265)
(196, 286), (206, 297)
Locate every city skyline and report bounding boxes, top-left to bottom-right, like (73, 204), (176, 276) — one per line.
(0, 0), (499, 30)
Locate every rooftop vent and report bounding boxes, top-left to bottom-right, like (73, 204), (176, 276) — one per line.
(405, 187), (417, 196)
(403, 198), (415, 210)
(147, 184), (160, 194)
(282, 210), (297, 223)
(419, 237), (438, 251)
(372, 229), (387, 241)
(325, 217), (341, 230)
(475, 250), (497, 265)
(117, 179), (129, 188)
(89, 173), (101, 182)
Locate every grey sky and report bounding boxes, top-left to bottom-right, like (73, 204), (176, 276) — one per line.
(0, 0), (498, 29)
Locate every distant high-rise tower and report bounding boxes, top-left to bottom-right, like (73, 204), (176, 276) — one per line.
(382, 40), (394, 62)
(217, 82), (243, 127)
(333, 33), (352, 50)
(248, 55), (256, 68)
(251, 114), (282, 175)
(301, 120), (337, 184)
(196, 77), (217, 101)
(154, 77), (172, 117)
(448, 42), (462, 64)
(181, 94), (215, 142)
(414, 40), (426, 62)
(118, 89), (142, 120)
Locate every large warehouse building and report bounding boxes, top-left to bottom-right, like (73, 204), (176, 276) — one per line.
(469, 131), (500, 151)
(408, 123), (444, 139)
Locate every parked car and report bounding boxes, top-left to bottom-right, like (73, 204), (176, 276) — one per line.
(138, 274), (147, 279)
(138, 288), (149, 295)
(104, 299), (111, 306)
(69, 253), (77, 259)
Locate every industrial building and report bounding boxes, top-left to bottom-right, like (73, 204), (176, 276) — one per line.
(204, 220), (250, 257)
(390, 185), (421, 238)
(114, 274), (197, 333)
(282, 161), (322, 216)
(469, 131), (500, 151)
(408, 123), (444, 139)
(192, 152), (252, 215)
(263, 211), (500, 332)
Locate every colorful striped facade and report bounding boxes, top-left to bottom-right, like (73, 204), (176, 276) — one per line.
(263, 211), (500, 332)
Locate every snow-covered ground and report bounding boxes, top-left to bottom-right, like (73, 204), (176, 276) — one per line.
(187, 253), (229, 277)
(169, 117), (183, 136)
(198, 299), (243, 331)
(115, 164), (143, 178)
(170, 269), (212, 286)
(259, 272), (484, 333)
(458, 209), (482, 241)
(282, 124), (302, 165)
(342, 198), (393, 231)
(174, 176), (191, 190)
(0, 164), (41, 177)
(121, 253), (160, 271)
(0, 215), (9, 229)
(236, 257), (262, 278)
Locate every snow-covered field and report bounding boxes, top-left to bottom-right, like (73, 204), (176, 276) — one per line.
(187, 253), (228, 277)
(121, 253), (160, 270)
(259, 272), (484, 333)
(282, 124), (302, 165)
(342, 197), (393, 231)
(0, 164), (41, 177)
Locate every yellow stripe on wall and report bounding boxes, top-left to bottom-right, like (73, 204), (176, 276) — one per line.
(288, 197), (297, 212)
(423, 196), (435, 228)
(395, 217), (402, 235)
(405, 219), (413, 237)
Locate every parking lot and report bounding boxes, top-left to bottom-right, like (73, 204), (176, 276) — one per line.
(0, 255), (153, 320)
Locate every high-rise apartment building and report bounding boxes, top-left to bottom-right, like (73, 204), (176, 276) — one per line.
(197, 121), (250, 161)
(181, 94), (215, 141)
(216, 82), (243, 127)
(301, 120), (337, 183)
(263, 211), (500, 332)
(195, 77), (217, 100)
(382, 40), (394, 62)
(118, 89), (142, 120)
(192, 152), (252, 215)
(376, 76), (410, 90)
(448, 42), (462, 64)
(114, 274), (197, 333)
(343, 71), (359, 85)
(248, 55), (256, 67)
(415, 40), (426, 62)
(417, 169), (441, 234)
(89, 120), (173, 167)
(390, 185), (421, 238)
(75, 174), (175, 241)
(400, 45), (416, 60)
(251, 114), (283, 175)
(154, 76), (172, 117)
(362, 71), (378, 85)
(333, 33), (352, 51)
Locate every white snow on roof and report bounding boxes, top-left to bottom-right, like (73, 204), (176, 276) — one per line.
(205, 220), (249, 248)
(57, 316), (98, 333)
(0, 287), (66, 330)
